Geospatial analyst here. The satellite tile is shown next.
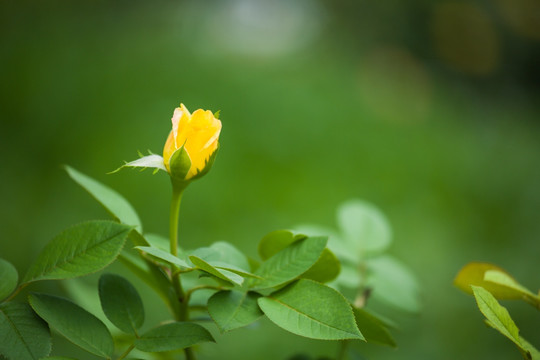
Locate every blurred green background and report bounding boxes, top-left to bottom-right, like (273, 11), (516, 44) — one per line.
(1, 0), (540, 359)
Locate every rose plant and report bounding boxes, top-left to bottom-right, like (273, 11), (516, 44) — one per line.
(0, 103), (419, 360)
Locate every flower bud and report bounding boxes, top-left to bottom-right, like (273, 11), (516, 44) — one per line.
(163, 104), (221, 182)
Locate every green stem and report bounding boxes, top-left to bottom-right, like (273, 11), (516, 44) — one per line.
(4, 283), (28, 302)
(169, 187), (187, 319)
(337, 340), (349, 360)
(185, 285), (222, 304)
(169, 185), (196, 360)
(116, 344), (135, 360)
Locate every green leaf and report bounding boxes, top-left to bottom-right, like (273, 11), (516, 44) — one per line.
(0, 258), (18, 301)
(251, 236), (327, 290)
(472, 286), (521, 347)
(352, 307), (396, 347)
(258, 231), (339, 283)
(40, 357), (78, 360)
(258, 230), (299, 260)
(337, 200), (392, 254)
(295, 224), (358, 265)
(65, 166), (142, 232)
(334, 262), (363, 289)
(0, 302), (51, 360)
(258, 279), (363, 340)
(111, 154), (167, 174)
(189, 243), (260, 278)
(134, 322), (214, 352)
(518, 336), (540, 360)
(455, 262), (530, 300)
(117, 251), (174, 311)
(484, 270), (540, 306)
(301, 248), (340, 284)
(99, 274), (145, 334)
(23, 221), (131, 283)
(144, 233), (170, 251)
(29, 293), (114, 358)
(208, 290), (263, 332)
(210, 241), (251, 271)
(189, 256), (244, 285)
(135, 246), (191, 269)
(367, 255), (420, 313)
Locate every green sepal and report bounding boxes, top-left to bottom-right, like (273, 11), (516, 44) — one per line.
(169, 145), (192, 186)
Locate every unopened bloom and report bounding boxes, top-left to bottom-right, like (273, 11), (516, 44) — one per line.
(163, 104), (222, 180)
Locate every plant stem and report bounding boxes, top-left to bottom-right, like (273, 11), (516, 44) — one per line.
(337, 340), (349, 360)
(116, 344), (135, 360)
(4, 283), (28, 302)
(169, 188), (187, 319)
(169, 186), (196, 360)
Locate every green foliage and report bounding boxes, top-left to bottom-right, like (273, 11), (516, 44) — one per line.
(352, 307), (396, 347)
(98, 273), (145, 334)
(251, 236), (327, 290)
(457, 263), (540, 360)
(337, 200), (391, 254)
(23, 221), (132, 283)
(472, 286), (539, 360)
(0, 258), (18, 301)
(455, 262), (540, 308)
(189, 256), (244, 285)
(257, 230), (339, 284)
(65, 166), (142, 232)
(208, 290), (263, 332)
(301, 248), (341, 284)
(29, 293), (114, 358)
(135, 245), (191, 269)
(296, 200), (420, 315)
(0, 302), (51, 360)
(0, 160), (417, 360)
(258, 279), (364, 341)
(366, 255), (420, 313)
(134, 322), (215, 352)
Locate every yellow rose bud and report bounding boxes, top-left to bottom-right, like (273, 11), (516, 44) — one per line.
(163, 103), (222, 181)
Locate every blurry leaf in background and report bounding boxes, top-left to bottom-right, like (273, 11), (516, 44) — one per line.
(337, 199), (392, 255)
(496, 0), (540, 40)
(454, 262), (533, 300)
(0, 302), (51, 360)
(431, 2), (500, 76)
(29, 293), (114, 358)
(472, 286), (540, 359)
(483, 270), (540, 306)
(23, 221), (132, 283)
(366, 255), (421, 313)
(65, 166), (142, 232)
(357, 47), (432, 124)
(0, 258), (18, 301)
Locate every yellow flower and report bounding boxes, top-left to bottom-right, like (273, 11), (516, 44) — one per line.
(163, 103), (222, 180)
